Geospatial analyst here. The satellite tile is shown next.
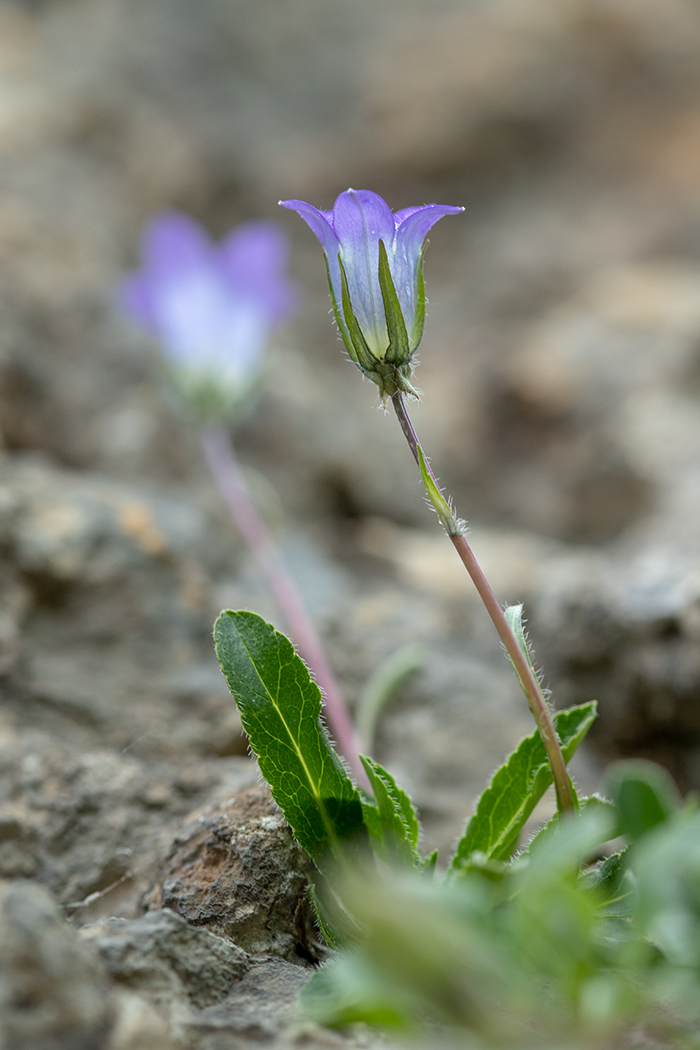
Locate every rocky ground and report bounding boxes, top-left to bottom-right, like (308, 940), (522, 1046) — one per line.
(2, 0), (700, 1046)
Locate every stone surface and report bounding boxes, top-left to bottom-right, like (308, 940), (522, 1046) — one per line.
(145, 784), (320, 963)
(83, 909), (248, 1045)
(0, 734), (258, 921)
(0, 878), (111, 1050)
(0, 878), (175, 1050)
(534, 541), (700, 791)
(500, 263), (700, 790)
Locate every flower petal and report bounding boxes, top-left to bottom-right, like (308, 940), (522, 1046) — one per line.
(392, 205), (426, 227)
(279, 198), (341, 304)
(278, 199), (338, 257)
(331, 189), (395, 354)
(332, 189), (396, 247)
(393, 204), (464, 326)
(220, 221), (299, 322)
(140, 210), (212, 276)
(119, 273), (158, 331)
(395, 204), (464, 258)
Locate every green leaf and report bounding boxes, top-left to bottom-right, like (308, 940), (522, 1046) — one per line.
(355, 643), (425, 754)
(377, 239), (411, 366)
(503, 604), (539, 693)
(306, 882), (345, 950)
(524, 795), (614, 859)
(214, 610), (365, 867)
(448, 701), (597, 874)
(360, 756), (419, 867)
(301, 953), (413, 1030)
(418, 446), (459, 537)
(420, 849), (438, 875)
(580, 849), (634, 917)
(367, 757), (420, 848)
(605, 759), (681, 843)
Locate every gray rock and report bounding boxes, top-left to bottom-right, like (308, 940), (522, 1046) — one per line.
(0, 878), (111, 1050)
(0, 453), (249, 762)
(0, 734), (258, 922)
(189, 958), (310, 1042)
(535, 542), (700, 791)
(82, 910), (353, 1048)
(82, 908), (248, 1014)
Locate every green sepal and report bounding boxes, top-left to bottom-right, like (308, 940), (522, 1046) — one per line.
(323, 253), (355, 361)
(360, 755), (420, 867)
(338, 254), (379, 373)
(411, 243), (427, 349)
(377, 239), (411, 366)
(214, 610), (366, 868)
(448, 701), (598, 874)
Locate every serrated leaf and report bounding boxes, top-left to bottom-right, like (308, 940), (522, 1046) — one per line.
(419, 849), (438, 875)
(306, 882), (346, 950)
(365, 756), (420, 848)
(214, 610), (365, 867)
(361, 760), (415, 865)
(448, 701), (597, 874)
(360, 756), (420, 867)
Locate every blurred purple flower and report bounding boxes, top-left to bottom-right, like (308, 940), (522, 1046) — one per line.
(280, 188), (462, 397)
(121, 211), (298, 417)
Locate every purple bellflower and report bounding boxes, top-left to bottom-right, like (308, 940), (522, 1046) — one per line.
(121, 211), (298, 420)
(280, 189), (463, 399)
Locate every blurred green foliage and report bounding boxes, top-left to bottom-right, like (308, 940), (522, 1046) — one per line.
(215, 610), (700, 1047)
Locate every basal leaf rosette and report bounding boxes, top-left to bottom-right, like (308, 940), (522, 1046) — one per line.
(280, 189), (463, 400)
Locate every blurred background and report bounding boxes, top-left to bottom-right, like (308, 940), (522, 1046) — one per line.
(3, 0), (700, 919)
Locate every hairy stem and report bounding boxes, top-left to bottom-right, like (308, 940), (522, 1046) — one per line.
(200, 424), (368, 788)
(391, 393), (573, 813)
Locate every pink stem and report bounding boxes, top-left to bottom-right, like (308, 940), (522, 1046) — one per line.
(200, 424), (368, 788)
(391, 393), (573, 813)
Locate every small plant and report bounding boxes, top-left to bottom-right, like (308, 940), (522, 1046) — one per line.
(127, 194), (700, 1046)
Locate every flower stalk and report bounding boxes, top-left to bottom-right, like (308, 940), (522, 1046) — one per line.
(282, 186), (573, 811)
(391, 392), (574, 814)
(200, 424), (368, 787)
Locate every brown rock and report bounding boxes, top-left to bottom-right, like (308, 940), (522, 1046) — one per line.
(145, 784), (319, 962)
